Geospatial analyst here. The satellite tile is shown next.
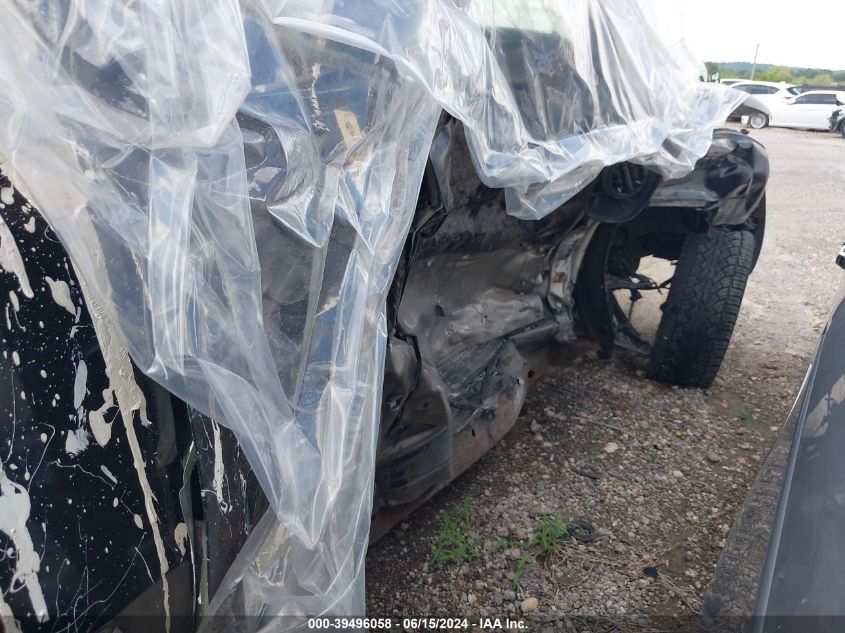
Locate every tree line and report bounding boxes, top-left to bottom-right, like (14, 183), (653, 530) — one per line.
(705, 62), (845, 85)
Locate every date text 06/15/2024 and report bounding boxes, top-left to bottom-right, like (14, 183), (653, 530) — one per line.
(306, 617), (528, 630)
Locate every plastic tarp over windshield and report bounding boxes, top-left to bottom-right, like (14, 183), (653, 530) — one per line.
(0, 0), (741, 627)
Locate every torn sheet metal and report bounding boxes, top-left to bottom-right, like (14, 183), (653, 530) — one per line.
(0, 0), (741, 627)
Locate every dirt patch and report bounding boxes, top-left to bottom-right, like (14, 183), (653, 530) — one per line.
(366, 353), (800, 630)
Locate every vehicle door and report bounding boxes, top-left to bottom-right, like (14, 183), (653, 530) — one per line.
(773, 93), (835, 129)
(806, 93), (841, 128)
(757, 84), (786, 109)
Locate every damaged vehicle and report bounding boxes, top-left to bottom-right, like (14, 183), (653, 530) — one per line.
(0, 1), (765, 632)
(372, 122), (768, 532)
(0, 98), (767, 633)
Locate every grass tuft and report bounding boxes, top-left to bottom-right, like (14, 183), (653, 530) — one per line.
(532, 514), (568, 556)
(429, 497), (479, 569)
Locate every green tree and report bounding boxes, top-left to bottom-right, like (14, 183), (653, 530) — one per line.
(705, 62), (845, 85)
(757, 65), (792, 82)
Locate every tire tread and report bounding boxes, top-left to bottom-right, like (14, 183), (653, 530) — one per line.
(647, 229), (754, 388)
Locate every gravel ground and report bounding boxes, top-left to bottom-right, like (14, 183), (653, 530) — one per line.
(366, 126), (844, 630)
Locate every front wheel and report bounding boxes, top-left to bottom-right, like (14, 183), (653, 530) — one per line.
(839, 123), (845, 138)
(646, 229), (755, 388)
(748, 112), (769, 129)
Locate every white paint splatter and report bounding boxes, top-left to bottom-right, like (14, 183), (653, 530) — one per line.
(112, 497), (119, 508)
(0, 160), (36, 206)
(64, 428), (89, 456)
(211, 421), (227, 513)
(39, 370), (46, 378)
(133, 514), (144, 529)
(88, 389), (114, 447)
(11, 351), (19, 366)
(6, 290), (24, 332)
(100, 465), (118, 485)
(22, 217), (35, 234)
(73, 359), (87, 409)
(0, 216), (33, 298)
(174, 523), (188, 556)
(43, 277), (75, 316)
(77, 281), (170, 629)
(0, 187), (13, 205)
(38, 433), (46, 444)
(0, 591), (21, 633)
(0, 465), (48, 623)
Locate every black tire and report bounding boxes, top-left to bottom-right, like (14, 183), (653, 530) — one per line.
(839, 122), (845, 138)
(748, 112), (768, 129)
(647, 229), (754, 388)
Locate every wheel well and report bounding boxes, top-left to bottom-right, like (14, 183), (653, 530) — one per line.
(573, 206), (712, 353)
(605, 206), (711, 261)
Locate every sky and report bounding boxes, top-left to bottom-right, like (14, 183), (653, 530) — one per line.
(649, 0), (845, 70)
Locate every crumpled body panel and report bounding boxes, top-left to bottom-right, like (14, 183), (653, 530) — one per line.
(0, 0), (742, 628)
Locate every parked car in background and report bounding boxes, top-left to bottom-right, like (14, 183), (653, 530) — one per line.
(728, 81), (796, 127)
(768, 91), (845, 130)
(731, 80), (796, 102)
(792, 83), (845, 95)
(735, 96), (774, 129)
(829, 106), (845, 136)
(720, 78), (745, 86)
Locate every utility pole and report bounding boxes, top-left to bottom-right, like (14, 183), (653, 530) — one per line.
(750, 43), (759, 80)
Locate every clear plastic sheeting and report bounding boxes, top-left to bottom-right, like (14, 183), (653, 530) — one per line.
(0, 0), (741, 627)
(268, 0), (743, 217)
(637, 0), (709, 83)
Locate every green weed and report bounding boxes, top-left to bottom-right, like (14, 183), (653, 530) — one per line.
(429, 497), (479, 569)
(532, 514), (568, 556)
(513, 554), (533, 590)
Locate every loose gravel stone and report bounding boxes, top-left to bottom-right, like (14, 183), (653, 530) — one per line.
(521, 597), (539, 613)
(603, 441), (619, 454)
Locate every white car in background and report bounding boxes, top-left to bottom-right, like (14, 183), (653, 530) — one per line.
(728, 81), (797, 128)
(768, 91), (845, 130)
(731, 80), (797, 103)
